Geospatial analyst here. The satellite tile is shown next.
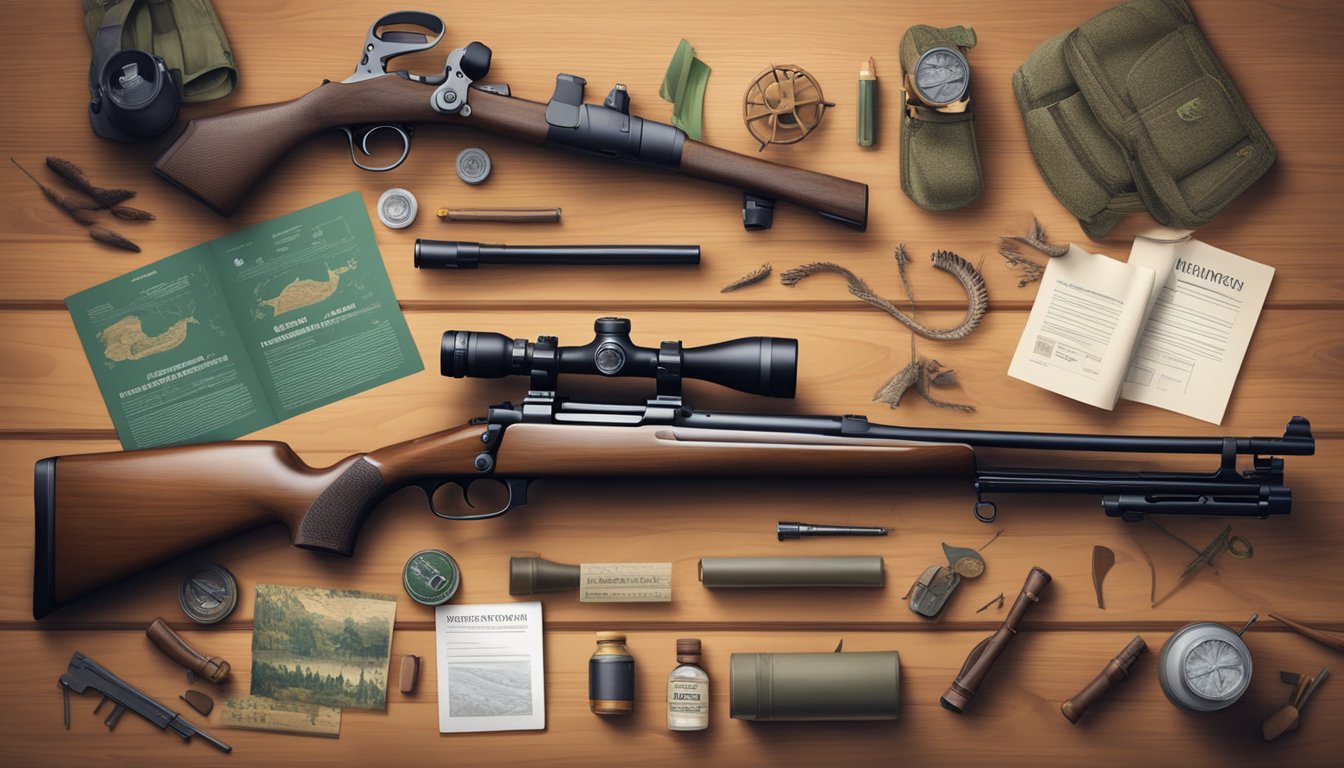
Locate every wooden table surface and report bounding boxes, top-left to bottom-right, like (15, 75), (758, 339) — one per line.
(2, 0), (1341, 765)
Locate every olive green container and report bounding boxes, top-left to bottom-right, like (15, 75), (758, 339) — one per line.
(730, 651), (900, 721)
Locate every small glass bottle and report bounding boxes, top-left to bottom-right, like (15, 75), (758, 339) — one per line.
(667, 638), (709, 731)
(589, 632), (635, 715)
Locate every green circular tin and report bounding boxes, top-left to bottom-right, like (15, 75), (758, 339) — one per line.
(403, 549), (461, 605)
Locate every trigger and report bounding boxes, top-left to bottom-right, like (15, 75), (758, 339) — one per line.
(505, 478), (531, 510)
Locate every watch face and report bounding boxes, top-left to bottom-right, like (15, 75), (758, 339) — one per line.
(914, 46), (970, 105)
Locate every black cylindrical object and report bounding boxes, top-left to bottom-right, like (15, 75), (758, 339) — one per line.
(441, 317), (797, 398)
(414, 240), (699, 268)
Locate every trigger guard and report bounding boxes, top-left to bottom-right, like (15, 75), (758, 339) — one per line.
(339, 125), (412, 172)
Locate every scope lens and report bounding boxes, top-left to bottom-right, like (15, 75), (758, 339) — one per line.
(682, 337), (797, 398)
(441, 331), (519, 378)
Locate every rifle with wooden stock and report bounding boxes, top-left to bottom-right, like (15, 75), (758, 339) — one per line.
(33, 318), (1315, 619)
(151, 11), (868, 231)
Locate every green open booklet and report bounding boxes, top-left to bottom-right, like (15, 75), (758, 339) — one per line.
(66, 192), (422, 449)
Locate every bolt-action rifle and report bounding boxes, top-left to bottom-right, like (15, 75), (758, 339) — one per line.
(33, 318), (1314, 619)
(152, 12), (869, 231)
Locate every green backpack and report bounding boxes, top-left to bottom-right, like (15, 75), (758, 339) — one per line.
(1012, 0), (1273, 238)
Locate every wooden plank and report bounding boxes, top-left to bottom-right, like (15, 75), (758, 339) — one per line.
(0, 308), (1338, 437)
(1, 0), (1341, 305)
(4, 437), (1339, 627)
(0, 628), (1336, 766)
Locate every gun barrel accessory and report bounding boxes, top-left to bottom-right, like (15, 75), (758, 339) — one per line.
(58, 652), (231, 753)
(414, 240), (699, 268)
(941, 566), (1052, 713)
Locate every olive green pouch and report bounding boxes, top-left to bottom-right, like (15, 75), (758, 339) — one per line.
(83, 0), (237, 102)
(900, 25), (983, 211)
(1012, 0), (1273, 238)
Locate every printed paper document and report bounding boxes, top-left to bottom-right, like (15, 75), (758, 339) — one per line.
(436, 601), (545, 733)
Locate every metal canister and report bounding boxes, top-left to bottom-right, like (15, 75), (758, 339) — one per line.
(403, 549), (460, 606)
(589, 632), (635, 715)
(178, 564), (238, 624)
(1158, 616), (1255, 712)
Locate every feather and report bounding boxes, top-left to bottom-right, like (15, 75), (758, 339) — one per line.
(11, 158), (99, 225)
(45, 156), (135, 208)
(88, 225), (141, 252)
(720, 263), (772, 293)
(109, 204), (156, 221)
(781, 251), (987, 341)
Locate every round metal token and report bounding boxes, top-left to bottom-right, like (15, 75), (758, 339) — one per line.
(913, 46), (970, 106)
(456, 147), (492, 185)
(377, 187), (418, 229)
(179, 564), (238, 624)
(953, 557), (985, 579)
(403, 549), (461, 605)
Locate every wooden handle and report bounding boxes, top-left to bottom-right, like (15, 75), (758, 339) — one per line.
(678, 140), (868, 229)
(154, 76), (447, 215)
(1061, 636), (1146, 724)
(146, 618), (230, 683)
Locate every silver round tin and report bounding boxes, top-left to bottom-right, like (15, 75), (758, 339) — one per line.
(1158, 620), (1253, 712)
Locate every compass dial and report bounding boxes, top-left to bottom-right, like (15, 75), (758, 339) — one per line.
(1183, 638), (1247, 699)
(914, 47), (970, 106)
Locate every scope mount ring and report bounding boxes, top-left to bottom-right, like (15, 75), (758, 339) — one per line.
(338, 125), (412, 171)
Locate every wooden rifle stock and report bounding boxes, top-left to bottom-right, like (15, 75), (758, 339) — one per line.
(34, 423), (972, 619)
(153, 75), (868, 227)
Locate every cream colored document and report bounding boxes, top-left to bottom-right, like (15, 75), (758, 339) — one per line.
(1120, 233), (1274, 424)
(1008, 245), (1155, 409)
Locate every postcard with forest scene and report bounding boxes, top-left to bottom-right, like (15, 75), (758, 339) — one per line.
(250, 584), (398, 710)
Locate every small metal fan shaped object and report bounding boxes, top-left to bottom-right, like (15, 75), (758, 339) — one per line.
(743, 65), (834, 151)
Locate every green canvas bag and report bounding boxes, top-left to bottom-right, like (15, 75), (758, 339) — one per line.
(83, 0), (236, 102)
(1012, 0), (1273, 238)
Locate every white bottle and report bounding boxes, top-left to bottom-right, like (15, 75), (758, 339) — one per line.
(667, 638), (709, 731)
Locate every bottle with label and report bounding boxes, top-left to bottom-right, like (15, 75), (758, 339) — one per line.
(589, 632), (635, 715)
(667, 638), (709, 731)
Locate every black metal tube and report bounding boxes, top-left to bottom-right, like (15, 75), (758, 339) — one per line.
(415, 240), (699, 268)
(674, 411), (1314, 457)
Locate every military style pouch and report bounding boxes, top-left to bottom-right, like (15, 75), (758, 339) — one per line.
(900, 25), (983, 211)
(1013, 0), (1273, 238)
(731, 651), (900, 721)
(84, 0), (237, 102)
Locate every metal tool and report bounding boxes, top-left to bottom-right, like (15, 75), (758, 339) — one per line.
(776, 521), (888, 540)
(59, 652), (231, 752)
(414, 240), (699, 268)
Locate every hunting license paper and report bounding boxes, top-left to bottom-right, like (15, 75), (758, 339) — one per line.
(64, 192), (421, 449)
(1008, 231), (1272, 424)
(435, 601), (545, 733)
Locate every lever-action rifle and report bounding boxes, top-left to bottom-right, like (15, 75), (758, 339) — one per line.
(152, 12), (869, 231)
(33, 318), (1314, 619)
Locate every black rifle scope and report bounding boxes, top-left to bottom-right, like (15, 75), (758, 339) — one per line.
(441, 317), (797, 398)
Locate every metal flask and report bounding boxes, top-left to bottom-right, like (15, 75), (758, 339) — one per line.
(1158, 615), (1257, 712)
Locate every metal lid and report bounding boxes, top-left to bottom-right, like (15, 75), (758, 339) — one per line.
(403, 549), (460, 605)
(377, 187), (418, 229)
(596, 631), (627, 643)
(456, 147), (492, 184)
(1158, 621), (1253, 711)
(178, 564), (238, 624)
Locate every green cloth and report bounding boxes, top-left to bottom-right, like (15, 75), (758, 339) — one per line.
(899, 25), (983, 211)
(659, 39), (710, 141)
(1012, 0), (1273, 238)
(83, 0), (236, 102)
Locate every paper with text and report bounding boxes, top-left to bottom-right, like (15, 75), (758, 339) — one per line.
(1120, 234), (1274, 424)
(435, 601), (545, 733)
(1008, 245), (1155, 409)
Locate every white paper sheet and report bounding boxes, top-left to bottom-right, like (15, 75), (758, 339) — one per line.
(1008, 245), (1155, 409)
(1120, 234), (1274, 424)
(436, 601), (545, 733)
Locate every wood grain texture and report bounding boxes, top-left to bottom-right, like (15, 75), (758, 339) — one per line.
(1, 0), (1342, 765)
